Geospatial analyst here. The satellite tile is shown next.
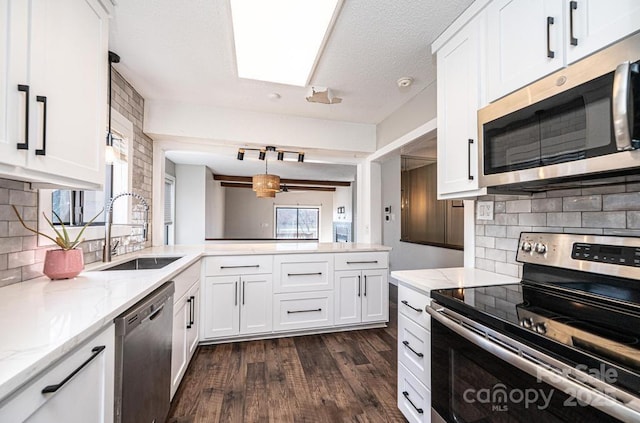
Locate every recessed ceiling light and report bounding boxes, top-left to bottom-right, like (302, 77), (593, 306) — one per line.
(230, 0), (342, 86)
(397, 77), (414, 88)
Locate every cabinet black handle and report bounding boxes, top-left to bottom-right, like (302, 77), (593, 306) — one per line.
(17, 85), (29, 150)
(401, 300), (423, 313)
(189, 295), (195, 326)
(242, 281), (245, 305)
(357, 275), (361, 297)
(234, 281), (238, 306)
(35, 96), (47, 156)
(287, 308), (322, 314)
(546, 16), (555, 58)
(364, 275), (367, 297)
(42, 346), (106, 394)
(186, 297), (193, 329)
(467, 139), (474, 180)
(220, 264), (259, 269)
(346, 260), (377, 264)
(402, 340), (424, 358)
(287, 272), (322, 277)
(569, 1), (578, 46)
(402, 391), (424, 414)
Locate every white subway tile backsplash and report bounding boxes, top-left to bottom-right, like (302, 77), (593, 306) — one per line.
(582, 211), (626, 228)
(628, 211), (640, 229)
(495, 262), (519, 278)
(485, 248), (507, 262)
(518, 213), (546, 226)
(603, 192), (640, 211)
(485, 225), (507, 237)
(476, 236), (496, 248)
(507, 225), (531, 239)
(475, 258), (496, 272)
(495, 237), (519, 252)
(531, 198), (562, 212)
(506, 199), (531, 213)
(547, 212), (581, 227)
(476, 247), (486, 258)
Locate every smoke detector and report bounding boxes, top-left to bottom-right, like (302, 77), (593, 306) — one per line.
(306, 86), (342, 104)
(397, 77), (414, 88)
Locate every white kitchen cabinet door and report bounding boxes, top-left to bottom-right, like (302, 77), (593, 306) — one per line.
(171, 293), (189, 399)
(27, 0), (108, 188)
(0, 325), (114, 423)
(566, 0), (640, 64)
(436, 13), (484, 198)
(487, 0), (563, 102)
(361, 270), (388, 323)
(334, 270), (362, 325)
(187, 283), (200, 357)
(202, 276), (240, 339)
(0, 0), (30, 169)
(240, 274), (273, 335)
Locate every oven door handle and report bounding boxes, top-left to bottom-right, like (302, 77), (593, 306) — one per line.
(426, 305), (640, 422)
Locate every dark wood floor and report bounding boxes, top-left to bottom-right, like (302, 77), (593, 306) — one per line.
(167, 285), (406, 423)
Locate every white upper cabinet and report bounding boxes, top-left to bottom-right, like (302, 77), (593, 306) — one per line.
(487, 0), (564, 102)
(566, 0), (640, 64)
(436, 11), (486, 198)
(487, 0), (640, 102)
(0, 0), (109, 189)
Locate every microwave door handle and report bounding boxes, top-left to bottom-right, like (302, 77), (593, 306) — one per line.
(613, 61), (634, 151)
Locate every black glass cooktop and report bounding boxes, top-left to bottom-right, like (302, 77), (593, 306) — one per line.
(430, 264), (640, 396)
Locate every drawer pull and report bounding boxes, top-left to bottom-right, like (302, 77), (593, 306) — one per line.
(401, 300), (423, 313)
(42, 346), (106, 394)
(287, 308), (322, 314)
(186, 297), (193, 329)
(346, 260), (378, 264)
(287, 272), (322, 277)
(402, 391), (424, 414)
(402, 340), (424, 358)
(35, 96), (47, 156)
(17, 85), (29, 150)
(220, 264), (260, 269)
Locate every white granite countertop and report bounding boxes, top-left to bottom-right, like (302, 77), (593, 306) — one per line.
(391, 267), (521, 296)
(0, 242), (389, 402)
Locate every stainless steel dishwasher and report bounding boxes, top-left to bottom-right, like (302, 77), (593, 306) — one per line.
(114, 281), (174, 423)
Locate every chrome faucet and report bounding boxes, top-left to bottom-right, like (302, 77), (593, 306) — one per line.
(103, 192), (149, 262)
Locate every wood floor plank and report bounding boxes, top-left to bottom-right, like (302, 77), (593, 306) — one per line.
(167, 285), (407, 423)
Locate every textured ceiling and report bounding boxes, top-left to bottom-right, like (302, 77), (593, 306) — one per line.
(109, 0), (474, 125)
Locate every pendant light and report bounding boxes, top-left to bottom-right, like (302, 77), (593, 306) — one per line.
(252, 159), (280, 198)
(105, 51), (120, 164)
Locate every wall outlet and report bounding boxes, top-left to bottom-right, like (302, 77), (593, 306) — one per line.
(477, 201), (494, 221)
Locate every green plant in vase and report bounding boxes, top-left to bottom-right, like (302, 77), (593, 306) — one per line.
(12, 205), (103, 279)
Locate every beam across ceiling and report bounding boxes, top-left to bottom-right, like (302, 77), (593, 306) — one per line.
(220, 182), (336, 192)
(213, 174), (350, 187)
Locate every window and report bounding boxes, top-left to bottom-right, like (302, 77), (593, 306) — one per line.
(40, 109), (133, 239)
(164, 175), (175, 245)
(275, 207), (320, 239)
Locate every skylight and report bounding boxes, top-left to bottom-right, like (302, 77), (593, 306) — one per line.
(230, 0), (341, 87)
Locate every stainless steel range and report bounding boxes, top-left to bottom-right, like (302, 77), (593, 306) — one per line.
(428, 232), (640, 422)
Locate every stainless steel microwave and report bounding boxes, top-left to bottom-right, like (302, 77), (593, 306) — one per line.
(478, 32), (640, 192)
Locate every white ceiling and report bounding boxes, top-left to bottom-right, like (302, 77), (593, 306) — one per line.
(109, 0), (474, 125)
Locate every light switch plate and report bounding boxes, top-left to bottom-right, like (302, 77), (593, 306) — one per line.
(477, 201), (494, 221)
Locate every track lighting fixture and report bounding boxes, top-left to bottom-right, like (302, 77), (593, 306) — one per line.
(298, 153), (305, 162)
(258, 149), (266, 160)
(237, 148), (245, 160)
(277, 151), (284, 161)
(235, 146), (306, 162)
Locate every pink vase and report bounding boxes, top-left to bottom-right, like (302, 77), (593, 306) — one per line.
(42, 249), (84, 280)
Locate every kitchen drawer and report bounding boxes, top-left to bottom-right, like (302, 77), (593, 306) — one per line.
(273, 254), (334, 293)
(398, 314), (430, 388)
(273, 291), (333, 332)
(398, 285), (431, 330)
(398, 362), (431, 423)
(204, 255), (273, 276)
(173, 260), (200, 301)
(334, 252), (388, 271)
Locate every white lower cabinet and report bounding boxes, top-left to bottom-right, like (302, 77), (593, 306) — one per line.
(397, 284), (432, 423)
(398, 363), (431, 423)
(0, 324), (115, 423)
(273, 291), (334, 332)
(335, 269), (388, 325)
(170, 261), (201, 399)
(202, 273), (273, 339)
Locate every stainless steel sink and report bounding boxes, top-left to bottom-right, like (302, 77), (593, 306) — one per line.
(100, 256), (182, 271)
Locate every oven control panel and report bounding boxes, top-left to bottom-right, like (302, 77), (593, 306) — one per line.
(517, 232), (640, 278)
(572, 243), (640, 267)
